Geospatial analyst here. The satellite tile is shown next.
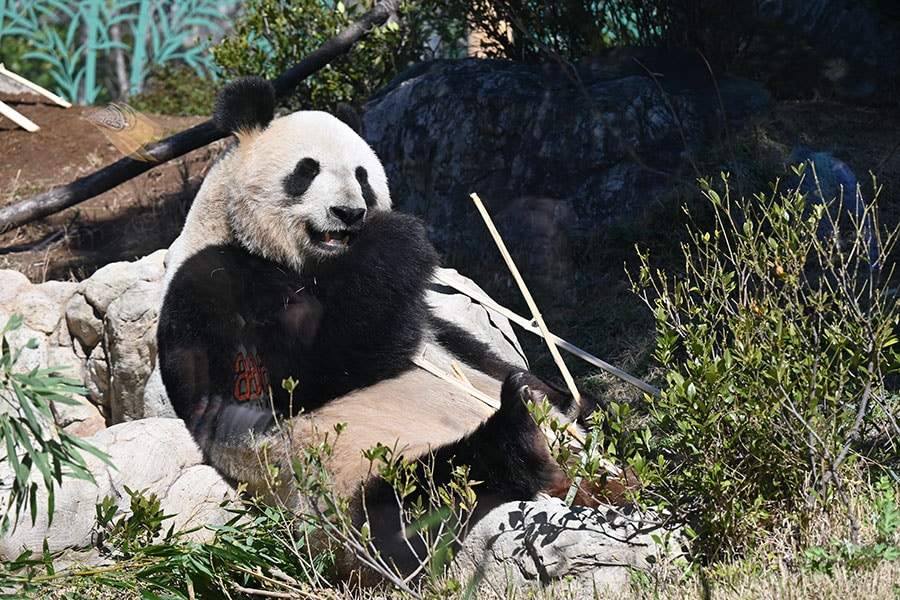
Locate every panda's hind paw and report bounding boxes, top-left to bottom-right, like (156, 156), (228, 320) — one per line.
(499, 371), (532, 411)
(500, 370), (580, 421)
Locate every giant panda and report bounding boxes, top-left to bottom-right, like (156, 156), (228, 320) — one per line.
(158, 77), (603, 581)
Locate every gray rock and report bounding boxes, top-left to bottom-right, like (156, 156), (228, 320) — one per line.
(66, 291), (103, 351)
(362, 53), (769, 260)
(3, 322), (47, 374)
(427, 268), (526, 368)
(0, 270), (32, 308)
(140, 365), (176, 419)
(455, 498), (678, 597)
(82, 250), (166, 315)
(85, 343), (110, 408)
(0, 417), (237, 559)
(105, 279), (162, 422)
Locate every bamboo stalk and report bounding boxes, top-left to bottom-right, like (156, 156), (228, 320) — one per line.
(433, 270), (662, 398)
(469, 192), (582, 406)
(412, 355), (498, 414)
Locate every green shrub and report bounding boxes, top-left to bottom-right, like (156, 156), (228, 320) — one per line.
(448, 0), (662, 63)
(211, 0), (461, 111)
(631, 168), (900, 560)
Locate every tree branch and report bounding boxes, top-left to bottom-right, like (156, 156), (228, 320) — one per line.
(0, 0), (401, 235)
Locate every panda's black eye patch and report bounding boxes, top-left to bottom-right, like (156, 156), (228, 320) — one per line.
(283, 158), (321, 199)
(356, 166), (378, 208)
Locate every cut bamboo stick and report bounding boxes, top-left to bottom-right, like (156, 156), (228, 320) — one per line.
(0, 63), (72, 108)
(469, 192), (582, 406)
(433, 270), (662, 398)
(0, 100), (39, 132)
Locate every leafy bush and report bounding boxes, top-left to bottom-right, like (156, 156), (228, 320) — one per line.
(630, 168), (900, 560)
(0, 315), (110, 537)
(0, 0), (231, 104)
(211, 0), (461, 111)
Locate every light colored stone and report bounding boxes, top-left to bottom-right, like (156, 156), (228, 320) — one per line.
(12, 289), (60, 334)
(65, 292), (103, 351)
(4, 323), (47, 374)
(82, 250), (166, 315)
(85, 343), (109, 408)
(0, 417), (238, 559)
(104, 279), (162, 422)
(0, 269), (32, 308)
(455, 499), (679, 597)
(428, 268), (526, 369)
(141, 365), (176, 418)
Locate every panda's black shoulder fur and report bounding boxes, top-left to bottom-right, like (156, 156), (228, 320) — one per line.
(213, 76), (276, 134)
(159, 210), (439, 438)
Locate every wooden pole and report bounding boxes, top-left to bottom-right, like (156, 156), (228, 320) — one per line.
(0, 100), (39, 132)
(0, 63), (72, 108)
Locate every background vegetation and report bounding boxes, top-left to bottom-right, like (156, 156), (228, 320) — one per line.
(1, 0), (899, 598)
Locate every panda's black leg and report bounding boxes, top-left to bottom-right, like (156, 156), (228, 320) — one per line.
(358, 370), (572, 578)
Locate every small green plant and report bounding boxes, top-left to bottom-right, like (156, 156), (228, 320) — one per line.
(630, 168), (900, 560)
(445, 0), (662, 63)
(0, 314), (110, 537)
(282, 420), (479, 593)
(95, 486), (174, 558)
(802, 476), (900, 574)
(2, 487), (332, 597)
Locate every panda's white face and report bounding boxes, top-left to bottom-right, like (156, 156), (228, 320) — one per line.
(224, 111), (392, 273)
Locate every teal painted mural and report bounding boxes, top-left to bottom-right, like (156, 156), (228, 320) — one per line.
(0, 0), (237, 104)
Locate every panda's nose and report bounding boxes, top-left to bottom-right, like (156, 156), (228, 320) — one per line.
(330, 206), (366, 226)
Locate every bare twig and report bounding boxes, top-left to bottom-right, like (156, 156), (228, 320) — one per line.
(0, 0), (402, 234)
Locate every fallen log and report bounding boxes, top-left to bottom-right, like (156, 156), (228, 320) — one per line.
(0, 0), (401, 234)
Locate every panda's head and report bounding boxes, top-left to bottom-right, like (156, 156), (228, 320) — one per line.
(212, 77), (392, 273)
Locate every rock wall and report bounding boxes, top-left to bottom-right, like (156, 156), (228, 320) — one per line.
(362, 51), (770, 262)
(0, 250), (171, 434)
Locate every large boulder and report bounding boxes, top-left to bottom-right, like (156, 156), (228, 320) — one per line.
(362, 51), (770, 261)
(0, 418), (236, 558)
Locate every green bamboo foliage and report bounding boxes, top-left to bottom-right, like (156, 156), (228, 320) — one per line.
(0, 0), (235, 104)
(0, 315), (111, 537)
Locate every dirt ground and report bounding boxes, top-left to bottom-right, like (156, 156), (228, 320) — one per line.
(0, 91), (221, 282)
(1, 89), (900, 284)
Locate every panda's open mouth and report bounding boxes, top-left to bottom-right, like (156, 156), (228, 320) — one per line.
(310, 229), (351, 249)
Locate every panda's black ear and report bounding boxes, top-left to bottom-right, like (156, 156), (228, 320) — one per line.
(213, 76), (276, 136)
(334, 102), (362, 134)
